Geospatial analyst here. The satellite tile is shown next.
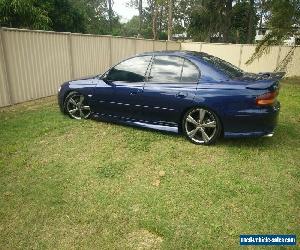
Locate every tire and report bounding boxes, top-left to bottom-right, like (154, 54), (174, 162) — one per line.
(182, 107), (221, 145)
(64, 91), (91, 120)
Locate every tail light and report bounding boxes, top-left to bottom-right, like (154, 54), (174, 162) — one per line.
(256, 90), (278, 106)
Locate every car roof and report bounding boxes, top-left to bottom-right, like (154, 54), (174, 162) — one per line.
(137, 50), (209, 58)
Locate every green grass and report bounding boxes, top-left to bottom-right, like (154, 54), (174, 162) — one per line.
(0, 79), (299, 249)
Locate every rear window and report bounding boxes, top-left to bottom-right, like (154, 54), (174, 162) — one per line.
(195, 52), (244, 78)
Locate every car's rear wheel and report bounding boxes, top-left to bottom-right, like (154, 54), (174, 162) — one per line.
(64, 91), (91, 119)
(182, 107), (221, 145)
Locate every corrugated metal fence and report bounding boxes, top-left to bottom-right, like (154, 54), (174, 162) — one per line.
(0, 28), (180, 107)
(0, 27), (299, 107)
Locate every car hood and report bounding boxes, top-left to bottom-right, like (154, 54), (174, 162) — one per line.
(68, 75), (99, 85)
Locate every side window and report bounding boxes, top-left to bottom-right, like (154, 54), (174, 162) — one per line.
(149, 56), (184, 83)
(106, 56), (151, 82)
(181, 59), (199, 82)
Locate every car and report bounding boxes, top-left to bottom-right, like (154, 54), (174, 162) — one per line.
(58, 50), (284, 145)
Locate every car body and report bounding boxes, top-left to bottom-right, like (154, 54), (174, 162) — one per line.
(58, 50), (283, 145)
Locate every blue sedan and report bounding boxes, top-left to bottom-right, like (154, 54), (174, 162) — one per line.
(58, 51), (283, 145)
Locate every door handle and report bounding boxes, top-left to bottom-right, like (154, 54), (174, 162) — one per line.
(176, 92), (187, 98)
(130, 90), (141, 95)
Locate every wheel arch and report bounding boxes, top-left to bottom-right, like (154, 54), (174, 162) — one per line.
(179, 104), (224, 136)
(62, 89), (89, 113)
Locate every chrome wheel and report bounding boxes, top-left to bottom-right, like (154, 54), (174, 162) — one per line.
(65, 93), (91, 119)
(184, 108), (219, 144)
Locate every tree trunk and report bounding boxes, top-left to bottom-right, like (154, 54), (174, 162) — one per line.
(247, 0), (255, 43)
(138, 0), (143, 35)
(152, 1), (158, 40)
(168, 0), (173, 40)
(259, 0), (265, 29)
(223, 0), (233, 43)
(107, 0), (113, 32)
(158, 5), (163, 33)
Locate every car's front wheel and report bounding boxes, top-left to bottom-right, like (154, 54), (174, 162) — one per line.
(182, 107), (221, 145)
(64, 91), (91, 119)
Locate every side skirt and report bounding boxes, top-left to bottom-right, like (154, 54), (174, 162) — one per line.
(92, 113), (179, 133)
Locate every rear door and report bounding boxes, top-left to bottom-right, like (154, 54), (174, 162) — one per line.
(141, 56), (199, 125)
(93, 55), (152, 119)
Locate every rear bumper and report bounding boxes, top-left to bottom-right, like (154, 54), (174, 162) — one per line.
(223, 102), (280, 138)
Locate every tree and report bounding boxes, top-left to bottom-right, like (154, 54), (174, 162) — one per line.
(0, 0), (50, 29)
(151, 0), (159, 39)
(188, 0), (226, 42)
(223, 0), (233, 42)
(168, 0), (173, 40)
(107, 0), (113, 31)
(44, 0), (87, 33)
(138, 0), (143, 34)
(247, 0), (300, 64)
(126, 0), (144, 35)
(0, 0), (121, 35)
(231, 1), (258, 44)
(247, 0), (255, 43)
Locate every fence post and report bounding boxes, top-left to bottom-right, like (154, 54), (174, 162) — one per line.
(134, 38), (137, 55)
(109, 36), (113, 67)
(0, 28), (13, 105)
(275, 46), (282, 70)
(238, 44), (243, 68)
(68, 33), (74, 79)
(199, 43), (203, 52)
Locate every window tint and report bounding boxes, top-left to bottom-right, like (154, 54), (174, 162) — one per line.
(149, 56), (184, 82)
(106, 56), (151, 82)
(192, 52), (244, 78)
(181, 59), (199, 82)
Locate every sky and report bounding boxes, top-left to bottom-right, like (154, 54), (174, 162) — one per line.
(113, 0), (139, 23)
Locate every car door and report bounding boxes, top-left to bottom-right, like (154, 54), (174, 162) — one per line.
(92, 55), (152, 120)
(141, 56), (200, 125)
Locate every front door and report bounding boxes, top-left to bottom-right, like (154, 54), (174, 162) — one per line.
(93, 55), (152, 120)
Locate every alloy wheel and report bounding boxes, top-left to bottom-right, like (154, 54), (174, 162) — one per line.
(184, 108), (219, 144)
(66, 93), (91, 119)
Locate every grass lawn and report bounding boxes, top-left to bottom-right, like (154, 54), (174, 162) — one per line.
(0, 78), (299, 249)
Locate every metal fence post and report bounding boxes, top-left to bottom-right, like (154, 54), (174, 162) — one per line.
(275, 46), (282, 70)
(134, 38), (137, 55)
(0, 28), (13, 105)
(238, 44), (243, 68)
(109, 36), (113, 67)
(68, 33), (74, 79)
(199, 43), (203, 52)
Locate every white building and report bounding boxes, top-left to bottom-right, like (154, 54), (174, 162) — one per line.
(255, 27), (299, 45)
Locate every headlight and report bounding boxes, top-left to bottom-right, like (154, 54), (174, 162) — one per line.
(58, 86), (61, 92)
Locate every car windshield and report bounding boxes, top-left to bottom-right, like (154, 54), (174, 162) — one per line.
(194, 52), (244, 78)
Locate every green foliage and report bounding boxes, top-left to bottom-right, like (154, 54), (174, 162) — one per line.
(231, 1), (258, 44)
(0, 0), (117, 35)
(0, 0), (50, 29)
(187, 0), (258, 43)
(188, 5), (212, 41)
(247, 0), (300, 64)
(41, 0), (87, 33)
